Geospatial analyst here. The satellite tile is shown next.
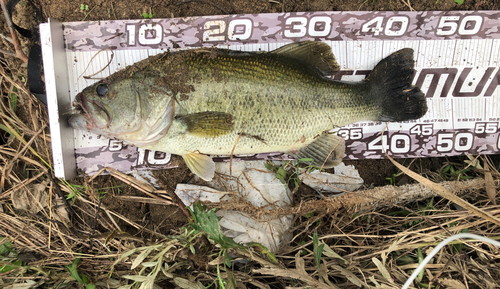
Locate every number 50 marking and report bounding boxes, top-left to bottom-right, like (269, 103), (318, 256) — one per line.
(436, 15), (483, 36)
(436, 132), (473, 152)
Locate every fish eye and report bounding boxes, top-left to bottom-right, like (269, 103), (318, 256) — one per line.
(96, 83), (109, 97)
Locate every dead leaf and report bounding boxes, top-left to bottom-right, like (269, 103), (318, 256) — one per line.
(253, 268), (337, 289)
(331, 265), (364, 287)
(10, 180), (69, 223)
(208, 255), (225, 266)
(465, 155), (483, 170)
(51, 194), (70, 223)
(484, 278), (498, 289)
(294, 251), (306, 275)
(483, 160), (497, 205)
(319, 261), (336, 288)
(439, 278), (466, 289)
(174, 276), (205, 289)
(226, 270), (238, 289)
(385, 145), (500, 227)
(322, 242), (348, 264)
(372, 257), (394, 284)
(11, 180), (49, 214)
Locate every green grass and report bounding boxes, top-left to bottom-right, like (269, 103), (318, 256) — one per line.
(312, 232), (324, 271)
(65, 257), (96, 289)
(80, 4), (96, 21)
(109, 201), (277, 288)
(0, 239), (49, 287)
(440, 162), (475, 181)
(142, 8), (156, 19)
(265, 158), (319, 189)
(386, 173), (397, 185)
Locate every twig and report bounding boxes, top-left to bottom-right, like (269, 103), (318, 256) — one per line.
(48, 173), (75, 221)
(110, 2), (117, 20)
(0, 0), (28, 64)
(82, 5), (96, 21)
(230, 129), (243, 176)
(91, 167), (174, 206)
(0, 170), (45, 199)
(483, 156), (497, 205)
(167, 186), (193, 221)
(0, 48), (16, 57)
(116, 195), (179, 206)
(80, 48), (114, 80)
(381, 123), (500, 227)
(77, 196), (165, 238)
(0, 32), (13, 43)
(9, 124), (47, 165)
(319, 135), (342, 171)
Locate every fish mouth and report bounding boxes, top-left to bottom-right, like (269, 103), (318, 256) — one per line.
(69, 93), (111, 130)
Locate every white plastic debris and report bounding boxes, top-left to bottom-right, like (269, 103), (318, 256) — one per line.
(175, 161), (293, 252)
(176, 161), (364, 251)
(175, 184), (233, 205)
(131, 170), (161, 188)
(299, 162), (363, 194)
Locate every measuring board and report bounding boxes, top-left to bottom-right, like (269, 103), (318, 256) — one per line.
(40, 11), (500, 179)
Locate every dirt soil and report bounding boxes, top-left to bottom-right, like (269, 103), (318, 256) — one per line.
(2, 0), (499, 259)
(37, 0), (497, 22)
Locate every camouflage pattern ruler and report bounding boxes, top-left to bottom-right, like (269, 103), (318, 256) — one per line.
(40, 11), (500, 178)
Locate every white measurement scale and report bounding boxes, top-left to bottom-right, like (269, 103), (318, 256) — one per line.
(40, 11), (500, 179)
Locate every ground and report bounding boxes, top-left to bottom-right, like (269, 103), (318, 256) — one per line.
(0, 0), (500, 288)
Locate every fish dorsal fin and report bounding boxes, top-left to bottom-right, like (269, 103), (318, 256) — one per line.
(271, 41), (340, 75)
(288, 133), (345, 168)
(183, 153), (215, 181)
(176, 111), (234, 137)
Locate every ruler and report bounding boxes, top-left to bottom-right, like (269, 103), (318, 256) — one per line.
(40, 11), (500, 179)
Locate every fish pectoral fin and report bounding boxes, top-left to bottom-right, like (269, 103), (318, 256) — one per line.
(176, 111), (234, 137)
(271, 41), (339, 75)
(183, 152), (215, 181)
(142, 98), (175, 144)
(288, 133), (345, 169)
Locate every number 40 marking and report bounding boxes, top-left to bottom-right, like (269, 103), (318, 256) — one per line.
(361, 16), (409, 36)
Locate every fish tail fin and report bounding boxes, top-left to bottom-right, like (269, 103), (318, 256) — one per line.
(367, 48), (427, 122)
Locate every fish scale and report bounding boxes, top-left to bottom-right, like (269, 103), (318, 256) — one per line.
(69, 41), (427, 181)
(151, 76), (373, 155)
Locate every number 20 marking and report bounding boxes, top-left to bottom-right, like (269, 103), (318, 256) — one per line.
(203, 19), (253, 42)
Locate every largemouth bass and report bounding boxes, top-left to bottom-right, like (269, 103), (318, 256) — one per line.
(69, 41), (427, 180)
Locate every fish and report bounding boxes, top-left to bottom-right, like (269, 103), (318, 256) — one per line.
(69, 41), (428, 181)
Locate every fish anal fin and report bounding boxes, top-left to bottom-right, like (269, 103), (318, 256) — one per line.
(176, 111), (234, 137)
(271, 41), (339, 75)
(182, 153), (215, 181)
(288, 133), (345, 169)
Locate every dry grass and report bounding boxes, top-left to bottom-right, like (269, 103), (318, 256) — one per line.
(0, 51), (499, 289)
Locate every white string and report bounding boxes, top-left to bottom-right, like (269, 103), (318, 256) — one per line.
(402, 233), (500, 289)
